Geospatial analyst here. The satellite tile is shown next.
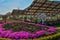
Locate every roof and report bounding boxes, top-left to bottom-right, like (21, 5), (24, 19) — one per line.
(24, 0), (60, 14)
(11, 9), (25, 15)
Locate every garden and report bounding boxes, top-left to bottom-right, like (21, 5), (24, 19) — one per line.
(0, 20), (60, 40)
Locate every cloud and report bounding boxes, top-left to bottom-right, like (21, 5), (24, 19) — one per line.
(0, 0), (20, 15)
(0, 0), (33, 15)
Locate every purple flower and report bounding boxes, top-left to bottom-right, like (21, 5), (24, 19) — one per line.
(45, 26), (52, 28)
(19, 31), (30, 39)
(8, 31), (30, 39)
(8, 33), (15, 39)
(0, 30), (12, 38)
(0, 24), (3, 26)
(0, 21), (58, 39)
(36, 30), (46, 37)
(48, 28), (57, 32)
(5, 22), (12, 24)
(0, 28), (5, 31)
(10, 32), (20, 39)
(30, 34), (37, 38)
(0, 24), (3, 28)
(49, 32), (55, 35)
(14, 32), (21, 39)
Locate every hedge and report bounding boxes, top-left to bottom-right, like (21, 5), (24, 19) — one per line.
(36, 33), (60, 40)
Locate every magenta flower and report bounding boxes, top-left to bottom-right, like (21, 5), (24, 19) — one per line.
(48, 28), (57, 32)
(0, 30), (12, 38)
(14, 32), (21, 39)
(5, 22), (12, 24)
(0, 24), (3, 26)
(0, 28), (5, 31)
(0, 21), (58, 39)
(49, 32), (55, 35)
(36, 30), (46, 37)
(19, 31), (30, 38)
(8, 31), (30, 39)
(8, 33), (15, 39)
(30, 34), (37, 38)
(0, 24), (3, 28)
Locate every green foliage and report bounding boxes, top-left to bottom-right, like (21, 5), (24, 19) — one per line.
(37, 33), (60, 40)
(0, 38), (11, 40)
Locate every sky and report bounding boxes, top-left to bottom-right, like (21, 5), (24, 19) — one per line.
(0, 0), (60, 15)
(50, 0), (60, 1)
(0, 0), (33, 15)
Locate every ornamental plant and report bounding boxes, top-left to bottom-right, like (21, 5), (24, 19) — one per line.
(0, 21), (58, 39)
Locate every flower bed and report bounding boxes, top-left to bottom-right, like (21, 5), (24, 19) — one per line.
(0, 21), (58, 39)
(0, 32), (60, 40)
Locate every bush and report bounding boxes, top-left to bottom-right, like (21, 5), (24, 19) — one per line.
(46, 21), (60, 27)
(36, 33), (60, 40)
(0, 38), (11, 40)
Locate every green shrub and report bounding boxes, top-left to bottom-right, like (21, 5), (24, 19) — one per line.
(0, 38), (11, 40)
(36, 33), (60, 40)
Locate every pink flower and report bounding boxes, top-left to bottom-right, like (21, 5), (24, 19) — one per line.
(19, 31), (30, 38)
(36, 30), (46, 37)
(30, 34), (37, 38)
(8, 31), (30, 39)
(49, 32), (55, 35)
(5, 22), (12, 24)
(0, 24), (3, 28)
(0, 21), (58, 39)
(10, 32), (20, 39)
(0, 28), (5, 31)
(48, 28), (57, 32)
(8, 33), (15, 39)
(0, 30), (12, 38)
